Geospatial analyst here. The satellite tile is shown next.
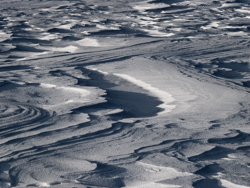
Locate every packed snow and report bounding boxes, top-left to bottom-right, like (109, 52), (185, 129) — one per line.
(0, 0), (250, 188)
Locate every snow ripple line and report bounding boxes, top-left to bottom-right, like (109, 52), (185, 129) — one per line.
(0, 103), (52, 138)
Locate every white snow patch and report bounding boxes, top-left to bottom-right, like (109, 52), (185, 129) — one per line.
(125, 161), (193, 188)
(210, 8), (223, 13)
(163, 21), (175, 26)
(51, 45), (78, 53)
(40, 83), (90, 97)
(138, 20), (158, 26)
(29, 25), (44, 31)
(222, 26), (247, 29)
(125, 162), (191, 188)
(226, 31), (248, 36)
(221, 3), (241, 8)
(220, 179), (250, 188)
(81, 31), (91, 35)
(222, 154), (237, 160)
(170, 28), (182, 32)
(201, 22), (219, 30)
(114, 73), (176, 115)
(142, 29), (175, 37)
(235, 9), (250, 14)
(172, 18), (186, 22)
(105, 109), (124, 115)
(96, 24), (120, 30)
(0, 31), (11, 42)
(139, 16), (160, 21)
(227, 154), (237, 158)
(38, 33), (59, 40)
(87, 66), (109, 75)
(36, 182), (50, 187)
(59, 86), (91, 96)
(76, 38), (100, 47)
(65, 100), (75, 104)
(92, 19), (101, 23)
(40, 83), (57, 88)
(57, 23), (75, 30)
(133, 1), (170, 12)
(119, 119), (135, 123)
(212, 172), (224, 178)
(136, 162), (191, 176)
(222, 157), (234, 161)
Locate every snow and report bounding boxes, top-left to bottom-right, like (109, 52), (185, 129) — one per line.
(0, 0), (250, 187)
(40, 83), (91, 97)
(126, 182), (181, 188)
(76, 38), (100, 47)
(54, 45), (79, 53)
(133, 1), (170, 12)
(220, 179), (250, 188)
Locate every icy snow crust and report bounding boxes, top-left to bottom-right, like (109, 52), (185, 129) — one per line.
(0, 0), (250, 187)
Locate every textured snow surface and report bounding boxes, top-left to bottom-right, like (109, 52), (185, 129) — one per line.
(0, 0), (250, 188)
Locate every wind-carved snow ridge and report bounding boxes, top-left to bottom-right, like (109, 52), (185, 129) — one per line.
(88, 67), (176, 115)
(114, 73), (176, 115)
(87, 66), (175, 115)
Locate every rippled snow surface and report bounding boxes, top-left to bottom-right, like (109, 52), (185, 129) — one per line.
(0, 0), (250, 187)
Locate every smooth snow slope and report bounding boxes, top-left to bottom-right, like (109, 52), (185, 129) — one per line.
(0, 0), (250, 188)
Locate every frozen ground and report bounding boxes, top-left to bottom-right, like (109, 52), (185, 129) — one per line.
(0, 0), (250, 187)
